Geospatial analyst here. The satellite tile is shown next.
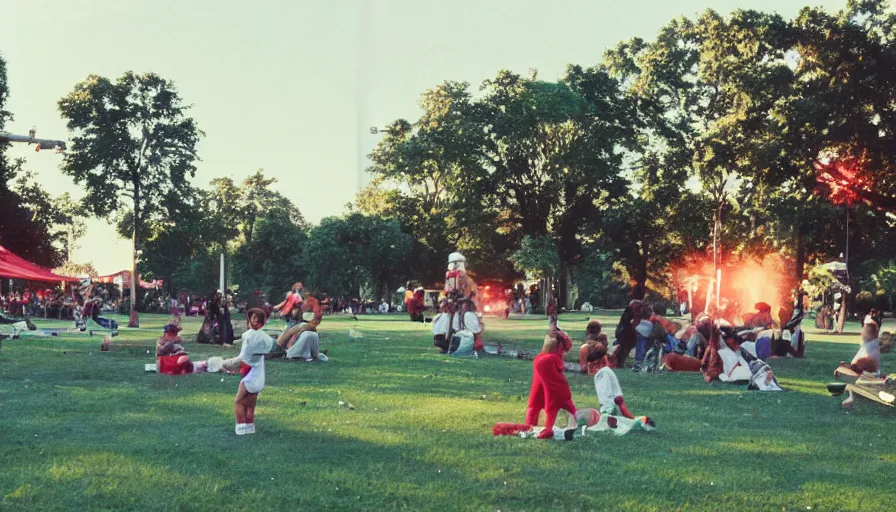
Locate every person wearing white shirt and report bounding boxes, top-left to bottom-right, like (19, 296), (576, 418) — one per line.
(233, 308), (274, 435)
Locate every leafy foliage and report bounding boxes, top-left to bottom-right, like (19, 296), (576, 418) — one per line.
(303, 214), (413, 299)
(511, 235), (560, 279)
(231, 212), (308, 302)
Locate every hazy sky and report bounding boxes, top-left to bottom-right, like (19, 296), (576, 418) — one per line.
(2, 0), (845, 274)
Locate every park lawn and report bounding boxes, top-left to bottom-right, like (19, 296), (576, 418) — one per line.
(1, 312), (894, 511)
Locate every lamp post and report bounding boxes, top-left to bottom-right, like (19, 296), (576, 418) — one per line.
(0, 127), (66, 152)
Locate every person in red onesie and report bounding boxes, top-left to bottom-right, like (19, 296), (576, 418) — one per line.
(525, 329), (577, 439)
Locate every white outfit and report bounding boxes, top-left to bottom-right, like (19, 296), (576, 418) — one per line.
(717, 346), (752, 382)
(593, 367), (624, 414)
(432, 311), (481, 336)
(239, 328), (274, 393)
(286, 329), (320, 360)
(453, 311), (481, 334)
(851, 338), (880, 367)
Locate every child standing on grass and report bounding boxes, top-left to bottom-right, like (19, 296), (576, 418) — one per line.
(234, 308), (274, 435)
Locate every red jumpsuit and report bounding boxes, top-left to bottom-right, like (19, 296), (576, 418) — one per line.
(525, 352), (577, 438)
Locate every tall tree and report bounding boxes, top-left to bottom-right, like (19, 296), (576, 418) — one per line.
(365, 82), (496, 285)
(231, 211), (308, 301)
(12, 171), (87, 260)
(604, 10), (805, 279)
(59, 72), (202, 326)
(303, 214), (413, 299)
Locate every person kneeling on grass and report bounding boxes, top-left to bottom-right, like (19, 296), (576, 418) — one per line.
(233, 308), (274, 435)
(525, 329), (577, 439)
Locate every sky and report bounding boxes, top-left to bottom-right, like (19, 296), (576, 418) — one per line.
(2, 0), (846, 274)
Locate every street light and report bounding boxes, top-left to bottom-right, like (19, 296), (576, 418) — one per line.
(0, 127), (66, 153)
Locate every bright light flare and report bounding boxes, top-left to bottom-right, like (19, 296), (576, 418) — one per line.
(674, 253), (794, 325)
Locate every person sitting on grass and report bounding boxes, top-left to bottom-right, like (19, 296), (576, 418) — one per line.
(525, 329), (577, 439)
(154, 324), (212, 375)
(613, 300), (644, 368)
(234, 308), (274, 436)
(431, 298), (484, 353)
(196, 290), (228, 345)
(580, 333), (619, 375)
(156, 324), (186, 357)
(837, 321), (882, 376)
(579, 320), (603, 372)
(272, 297), (327, 362)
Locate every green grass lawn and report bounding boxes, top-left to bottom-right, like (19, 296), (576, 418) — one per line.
(1, 311), (894, 511)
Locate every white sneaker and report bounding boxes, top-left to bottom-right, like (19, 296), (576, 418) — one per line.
(245, 423), (256, 434)
(235, 423), (248, 435)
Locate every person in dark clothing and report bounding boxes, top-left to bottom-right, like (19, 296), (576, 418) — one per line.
(613, 300), (643, 368)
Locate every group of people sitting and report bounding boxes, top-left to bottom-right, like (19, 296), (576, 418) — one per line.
(154, 282), (329, 376)
(574, 296), (802, 391)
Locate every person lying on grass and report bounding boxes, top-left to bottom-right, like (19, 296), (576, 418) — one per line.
(703, 326), (781, 391)
(525, 329), (577, 439)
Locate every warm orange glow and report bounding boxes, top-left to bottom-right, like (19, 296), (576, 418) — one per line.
(673, 253), (794, 325)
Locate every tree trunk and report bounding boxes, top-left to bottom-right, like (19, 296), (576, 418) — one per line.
(795, 232), (806, 286)
(128, 223), (139, 328)
(632, 238), (648, 301)
(712, 201), (722, 273)
(557, 260), (567, 310)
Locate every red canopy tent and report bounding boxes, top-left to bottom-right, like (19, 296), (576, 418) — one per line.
(0, 245), (78, 282)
